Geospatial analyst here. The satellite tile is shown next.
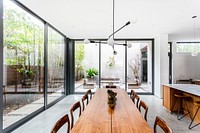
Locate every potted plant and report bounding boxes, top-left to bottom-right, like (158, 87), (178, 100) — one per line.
(107, 89), (117, 108)
(85, 68), (98, 82)
(17, 67), (34, 87)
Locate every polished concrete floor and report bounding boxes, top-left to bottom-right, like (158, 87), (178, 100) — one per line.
(13, 93), (200, 133)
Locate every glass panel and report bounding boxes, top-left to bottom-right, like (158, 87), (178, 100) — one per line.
(101, 41), (125, 89)
(3, 0), (44, 128)
(74, 41), (99, 93)
(127, 41), (152, 93)
(47, 27), (65, 104)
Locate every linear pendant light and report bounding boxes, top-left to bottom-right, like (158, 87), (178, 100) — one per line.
(84, 0), (135, 55)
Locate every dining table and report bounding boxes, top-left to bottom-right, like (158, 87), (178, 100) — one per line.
(70, 88), (153, 133)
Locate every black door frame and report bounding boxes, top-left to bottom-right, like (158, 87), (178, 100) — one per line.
(168, 42), (172, 84)
(72, 39), (155, 95)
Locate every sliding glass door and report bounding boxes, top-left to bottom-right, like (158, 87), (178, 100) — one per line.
(74, 40), (153, 94)
(74, 41), (99, 93)
(3, 0), (44, 129)
(127, 41), (153, 93)
(101, 41), (125, 89)
(47, 27), (65, 104)
(1, 1), (67, 131)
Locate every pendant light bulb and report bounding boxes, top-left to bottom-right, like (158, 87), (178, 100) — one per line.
(130, 18), (138, 24)
(191, 52), (198, 56)
(84, 38), (90, 44)
(113, 50), (117, 55)
(127, 43), (132, 48)
(107, 37), (114, 46)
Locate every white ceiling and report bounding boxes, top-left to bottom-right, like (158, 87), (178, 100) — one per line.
(19, 0), (200, 40)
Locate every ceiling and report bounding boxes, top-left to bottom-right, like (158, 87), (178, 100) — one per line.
(19, 0), (200, 40)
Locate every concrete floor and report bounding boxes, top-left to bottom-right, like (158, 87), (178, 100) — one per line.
(13, 94), (200, 133)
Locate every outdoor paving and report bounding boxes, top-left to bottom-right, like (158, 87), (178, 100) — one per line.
(3, 82), (150, 130)
(3, 91), (63, 129)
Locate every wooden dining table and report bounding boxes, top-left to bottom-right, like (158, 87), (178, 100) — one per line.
(70, 89), (153, 133)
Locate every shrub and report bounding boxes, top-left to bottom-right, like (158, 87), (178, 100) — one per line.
(86, 68), (98, 78)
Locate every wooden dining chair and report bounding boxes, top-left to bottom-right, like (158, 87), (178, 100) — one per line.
(132, 93), (140, 108)
(82, 93), (89, 111)
(130, 90), (135, 99)
(50, 114), (70, 133)
(139, 100), (149, 121)
(70, 101), (81, 129)
(154, 116), (172, 133)
(86, 89), (92, 100)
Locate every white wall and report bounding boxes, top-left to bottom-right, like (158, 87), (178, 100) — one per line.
(172, 42), (200, 83)
(154, 34), (169, 98)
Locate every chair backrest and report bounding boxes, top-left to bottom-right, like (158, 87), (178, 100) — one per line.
(70, 101), (81, 129)
(154, 116), (173, 133)
(50, 114), (70, 133)
(139, 100), (148, 121)
(82, 93), (89, 111)
(86, 89), (92, 100)
(130, 91), (137, 103)
(133, 93), (140, 108)
(130, 90), (135, 99)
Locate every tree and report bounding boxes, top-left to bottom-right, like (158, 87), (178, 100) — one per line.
(75, 43), (85, 80)
(4, 8), (44, 85)
(129, 55), (141, 85)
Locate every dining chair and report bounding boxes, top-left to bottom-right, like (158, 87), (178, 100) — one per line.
(132, 93), (140, 108)
(70, 101), (81, 129)
(50, 114), (70, 133)
(154, 116), (173, 133)
(139, 100), (149, 121)
(82, 93), (89, 111)
(189, 101), (200, 129)
(171, 93), (191, 120)
(130, 90), (135, 99)
(86, 89), (92, 100)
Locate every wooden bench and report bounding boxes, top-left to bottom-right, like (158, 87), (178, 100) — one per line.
(101, 77), (121, 85)
(83, 83), (95, 89)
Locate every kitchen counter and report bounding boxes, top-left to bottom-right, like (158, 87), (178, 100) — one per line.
(163, 84), (200, 96)
(163, 84), (200, 124)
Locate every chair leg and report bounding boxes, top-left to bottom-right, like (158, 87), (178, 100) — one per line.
(178, 99), (191, 120)
(177, 98), (181, 120)
(184, 99), (192, 120)
(189, 107), (200, 129)
(171, 97), (177, 114)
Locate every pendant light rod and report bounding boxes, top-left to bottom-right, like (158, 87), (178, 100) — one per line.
(84, 0), (133, 50)
(112, 0), (115, 39)
(89, 40), (127, 46)
(109, 21), (130, 38)
(112, 0), (115, 51)
(193, 16), (197, 41)
(191, 15), (198, 56)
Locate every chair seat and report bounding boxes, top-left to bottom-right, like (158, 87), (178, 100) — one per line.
(194, 101), (200, 106)
(174, 93), (190, 98)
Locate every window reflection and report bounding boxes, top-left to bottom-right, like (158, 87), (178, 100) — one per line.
(3, 0), (44, 128)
